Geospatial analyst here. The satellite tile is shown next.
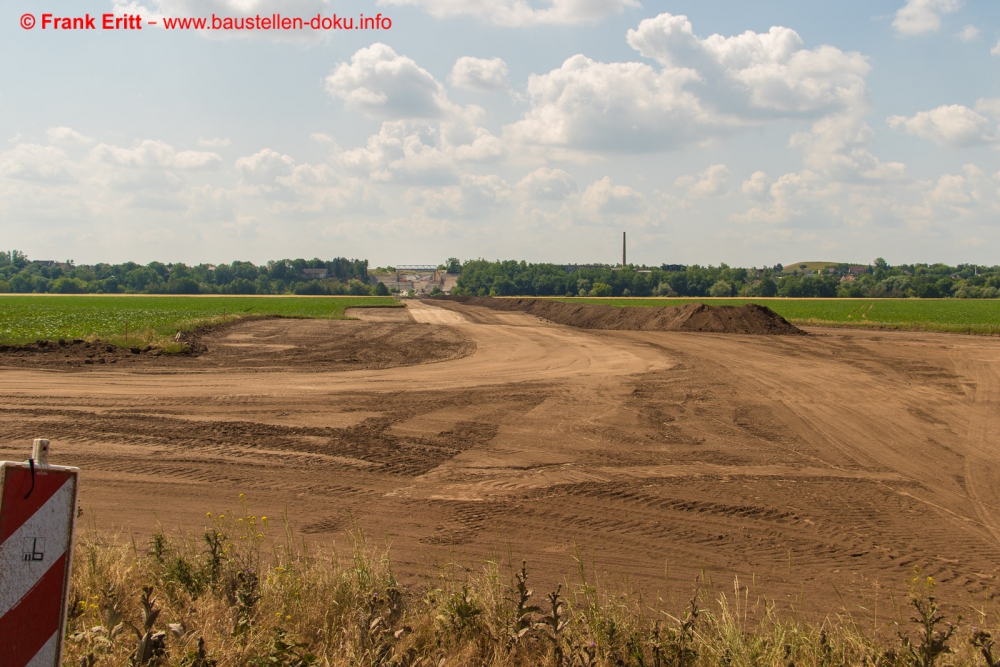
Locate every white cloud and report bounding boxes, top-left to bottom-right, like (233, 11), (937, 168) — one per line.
(174, 151), (224, 170)
(892, 0), (962, 36)
(675, 164), (731, 198)
(506, 55), (719, 153)
(0, 135), (384, 257)
(198, 137), (232, 148)
(325, 43), (456, 119)
(505, 14), (870, 154)
(376, 0), (639, 27)
(0, 144), (74, 182)
(742, 171), (769, 199)
(91, 140), (222, 171)
(957, 25), (979, 41)
(887, 104), (996, 147)
(46, 127), (93, 145)
(581, 177), (646, 216)
(992, 40), (1000, 56)
(448, 57), (510, 92)
(337, 115), (504, 185)
(516, 167), (577, 200)
(626, 14), (870, 117)
(411, 174), (511, 217)
(895, 165), (997, 224)
(236, 148), (294, 185)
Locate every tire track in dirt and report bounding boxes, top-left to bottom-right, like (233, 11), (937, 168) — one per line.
(1, 302), (999, 614)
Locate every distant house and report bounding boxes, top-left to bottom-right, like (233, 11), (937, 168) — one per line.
(848, 265), (868, 276)
(302, 268), (328, 280)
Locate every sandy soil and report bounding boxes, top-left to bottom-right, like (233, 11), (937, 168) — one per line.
(1, 299), (998, 613)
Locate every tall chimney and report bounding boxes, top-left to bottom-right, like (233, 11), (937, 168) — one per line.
(622, 231), (626, 269)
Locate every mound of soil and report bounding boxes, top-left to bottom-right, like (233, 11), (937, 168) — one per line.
(0, 338), (164, 367)
(438, 296), (804, 335)
(0, 316), (475, 371)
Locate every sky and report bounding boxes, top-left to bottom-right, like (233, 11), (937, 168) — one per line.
(2, 0), (1000, 268)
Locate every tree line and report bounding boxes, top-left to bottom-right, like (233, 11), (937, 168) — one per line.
(451, 258), (1000, 299)
(0, 252), (387, 296)
(3, 251), (998, 298)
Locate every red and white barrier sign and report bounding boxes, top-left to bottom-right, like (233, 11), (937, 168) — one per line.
(0, 440), (79, 667)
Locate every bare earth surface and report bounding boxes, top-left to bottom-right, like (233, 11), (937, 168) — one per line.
(2, 299), (999, 613)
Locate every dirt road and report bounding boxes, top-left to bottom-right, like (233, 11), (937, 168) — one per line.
(2, 299), (998, 612)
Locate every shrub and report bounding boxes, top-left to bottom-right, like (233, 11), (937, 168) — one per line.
(591, 282), (612, 297)
(168, 277), (201, 294)
(51, 277), (88, 294)
(709, 280), (732, 297)
(347, 279), (371, 296)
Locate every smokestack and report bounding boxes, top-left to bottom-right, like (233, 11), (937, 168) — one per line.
(622, 231), (626, 269)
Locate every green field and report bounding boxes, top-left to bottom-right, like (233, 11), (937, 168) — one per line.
(0, 295), (399, 346)
(552, 297), (1000, 333)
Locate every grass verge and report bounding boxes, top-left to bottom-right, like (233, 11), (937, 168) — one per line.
(65, 500), (998, 666)
(0, 295), (400, 350)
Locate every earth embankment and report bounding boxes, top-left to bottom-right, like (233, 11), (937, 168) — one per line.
(436, 295), (804, 335)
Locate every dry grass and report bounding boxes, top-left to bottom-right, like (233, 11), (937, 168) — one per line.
(64, 499), (1000, 666)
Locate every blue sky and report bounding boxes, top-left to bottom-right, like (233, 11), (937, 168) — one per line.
(2, 0), (1000, 267)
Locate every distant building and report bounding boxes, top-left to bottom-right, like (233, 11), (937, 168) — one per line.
(661, 264), (687, 272)
(848, 265), (868, 276)
(301, 268), (328, 280)
(370, 266), (459, 294)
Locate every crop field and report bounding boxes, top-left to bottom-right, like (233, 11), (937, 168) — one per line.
(551, 297), (1000, 333)
(0, 294), (399, 345)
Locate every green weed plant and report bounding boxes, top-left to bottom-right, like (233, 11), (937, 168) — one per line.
(64, 499), (1000, 666)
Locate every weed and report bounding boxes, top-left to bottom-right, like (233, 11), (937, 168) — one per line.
(61, 500), (1000, 667)
(508, 561), (540, 645)
(536, 585), (568, 664)
(971, 629), (1000, 667)
(901, 571), (959, 667)
(256, 627), (317, 667)
(128, 586), (166, 666)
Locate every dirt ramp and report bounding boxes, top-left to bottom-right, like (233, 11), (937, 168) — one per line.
(437, 296), (804, 335)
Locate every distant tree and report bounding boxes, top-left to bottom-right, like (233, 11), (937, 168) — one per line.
(167, 277), (200, 294)
(347, 279), (370, 296)
(759, 277), (778, 297)
(124, 267), (163, 292)
(374, 281), (390, 296)
(226, 278), (256, 294)
(709, 280), (732, 297)
(293, 280), (326, 295)
(446, 258), (462, 273)
(591, 282), (612, 297)
(50, 277), (87, 294)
